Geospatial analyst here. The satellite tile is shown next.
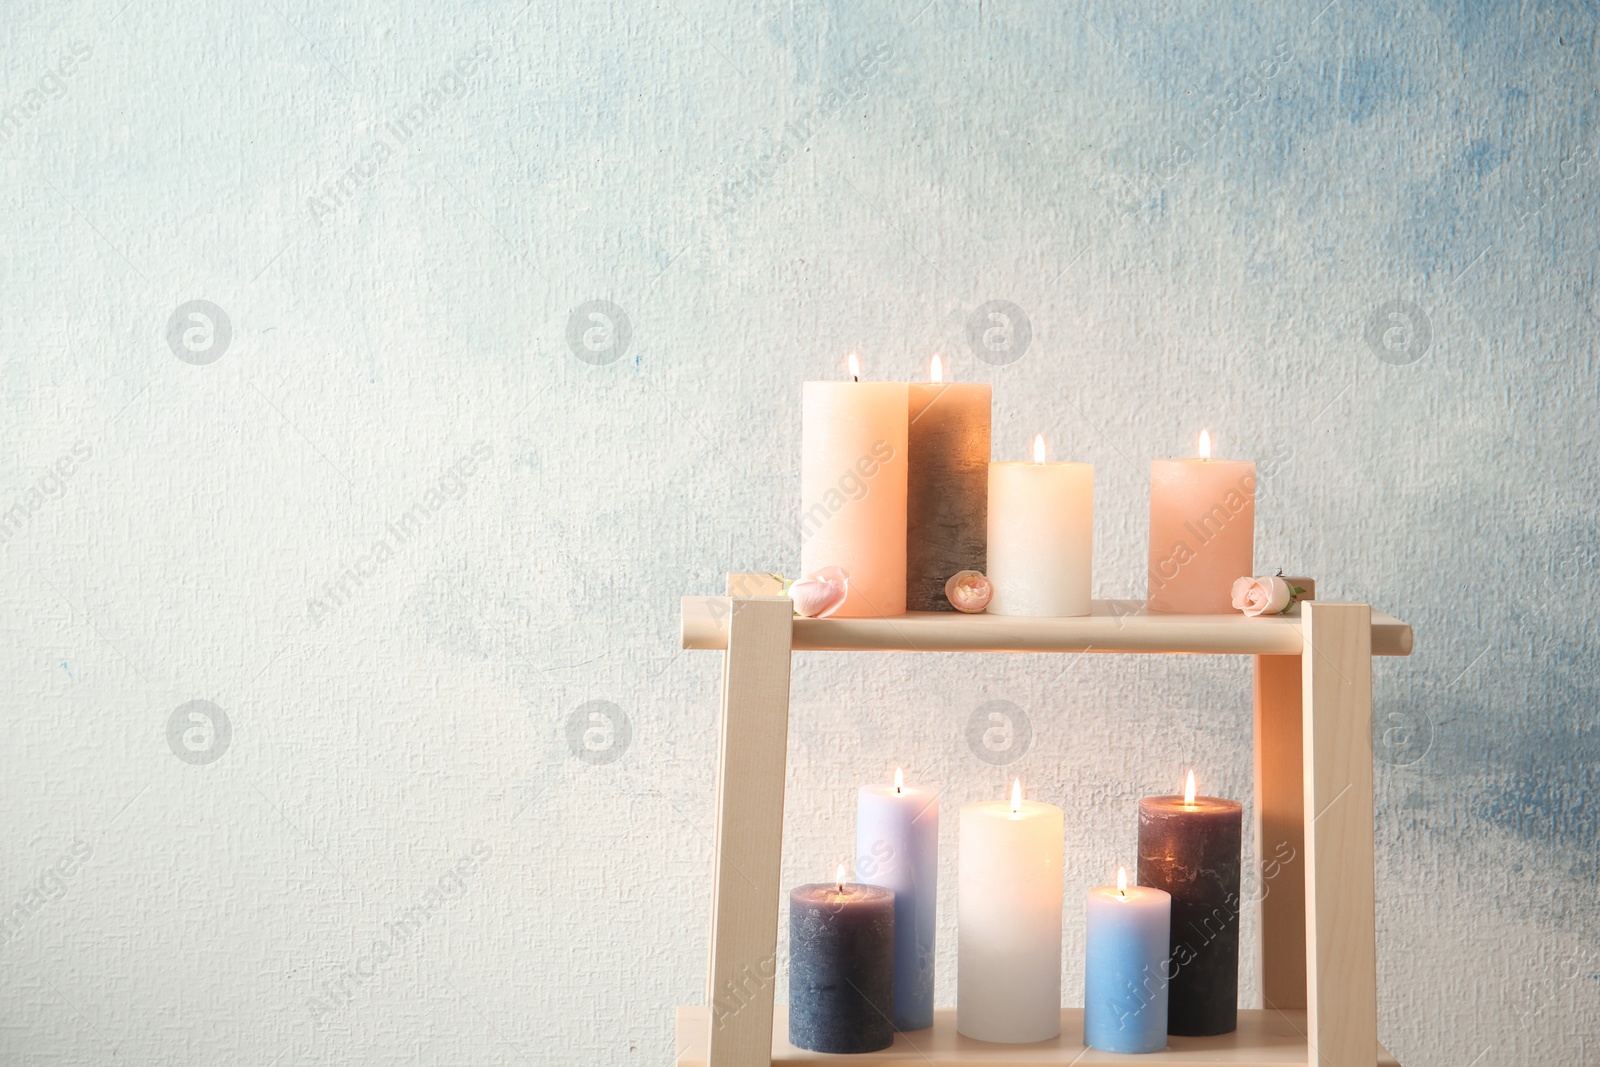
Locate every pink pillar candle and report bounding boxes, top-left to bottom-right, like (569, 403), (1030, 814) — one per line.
(1147, 433), (1254, 614)
(801, 360), (909, 618)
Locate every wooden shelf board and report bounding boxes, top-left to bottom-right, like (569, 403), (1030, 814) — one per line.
(680, 598), (1414, 657)
(673, 1006), (1400, 1066)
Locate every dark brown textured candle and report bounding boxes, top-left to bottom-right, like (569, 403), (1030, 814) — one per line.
(1137, 784), (1243, 1036)
(906, 375), (990, 611)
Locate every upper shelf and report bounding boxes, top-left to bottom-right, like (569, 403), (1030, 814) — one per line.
(680, 597), (1414, 657)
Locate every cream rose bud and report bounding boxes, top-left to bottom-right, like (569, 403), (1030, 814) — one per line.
(944, 570), (992, 613)
(789, 566), (849, 619)
(1231, 576), (1293, 617)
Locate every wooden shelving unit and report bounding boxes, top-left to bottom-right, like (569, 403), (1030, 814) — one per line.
(678, 574), (1414, 1067)
(673, 1008), (1401, 1066)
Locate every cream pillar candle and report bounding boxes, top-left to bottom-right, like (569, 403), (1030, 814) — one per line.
(906, 355), (991, 611)
(957, 779), (1064, 1043)
(801, 355), (909, 618)
(1147, 431), (1255, 614)
(987, 435), (1093, 617)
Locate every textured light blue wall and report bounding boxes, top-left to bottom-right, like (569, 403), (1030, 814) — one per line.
(0, 1), (1595, 1064)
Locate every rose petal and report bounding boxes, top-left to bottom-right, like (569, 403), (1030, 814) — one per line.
(1230, 577), (1255, 610)
(789, 567), (850, 618)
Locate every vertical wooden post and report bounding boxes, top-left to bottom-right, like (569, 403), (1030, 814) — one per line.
(704, 593), (793, 1067)
(1300, 602), (1377, 1067)
(1252, 578), (1313, 1013)
(1251, 653), (1308, 1010)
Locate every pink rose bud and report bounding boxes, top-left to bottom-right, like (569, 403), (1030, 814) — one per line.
(1231, 575), (1294, 617)
(789, 566), (849, 618)
(944, 570), (992, 613)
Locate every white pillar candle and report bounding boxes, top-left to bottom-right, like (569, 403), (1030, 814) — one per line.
(957, 779), (1064, 1043)
(1147, 430), (1255, 614)
(987, 435), (1093, 617)
(801, 355), (909, 618)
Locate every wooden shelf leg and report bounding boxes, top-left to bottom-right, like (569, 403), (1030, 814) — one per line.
(1251, 653), (1307, 1011)
(705, 595), (794, 1067)
(1300, 602), (1377, 1067)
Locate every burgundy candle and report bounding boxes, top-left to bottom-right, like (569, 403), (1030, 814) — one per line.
(1137, 772), (1243, 1037)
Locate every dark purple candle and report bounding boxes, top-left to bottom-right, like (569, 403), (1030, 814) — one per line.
(789, 873), (895, 1054)
(1137, 773), (1243, 1037)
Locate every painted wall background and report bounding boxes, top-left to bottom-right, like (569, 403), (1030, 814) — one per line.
(0, 0), (1595, 1063)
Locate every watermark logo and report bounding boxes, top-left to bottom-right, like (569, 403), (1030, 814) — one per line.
(965, 699), (1031, 765)
(709, 43), (895, 220)
(1365, 299), (1430, 366)
(167, 300), (232, 365)
(855, 838), (896, 881)
(1514, 139), (1598, 230)
(797, 439), (895, 544)
(308, 842), (494, 1022)
(710, 951), (779, 1032)
(1376, 707), (1434, 767)
(167, 700), (231, 765)
(1149, 465), (1257, 595)
(307, 442), (493, 626)
(966, 300), (1031, 366)
(566, 300), (631, 366)
(566, 700), (631, 764)
(0, 41), (93, 148)
(305, 43), (494, 224)
(1105, 40), (1293, 218)
(0, 839), (94, 949)
(0, 439), (92, 547)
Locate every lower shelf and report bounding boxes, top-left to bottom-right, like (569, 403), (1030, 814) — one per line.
(673, 1007), (1400, 1066)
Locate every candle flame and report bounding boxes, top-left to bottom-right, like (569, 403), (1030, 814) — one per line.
(1198, 429), (1211, 460)
(1184, 769), (1197, 805)
(847, 353), (861, 381)
(1117, 865), (1128, 896)
(835, 863), (847, 893)
(1032, 434), (1046, 464)
(1010, 777), (1023, 814)
(930, 354), (943, 383)
(894, 767), (904, 794)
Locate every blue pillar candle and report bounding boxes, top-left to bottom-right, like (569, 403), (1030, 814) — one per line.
(856, 769), (939, 1030)
(1084, 866), (1172, 1053)
(789, 870), (895, 1054)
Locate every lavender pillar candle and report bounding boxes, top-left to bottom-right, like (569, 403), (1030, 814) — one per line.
(789, 872), (895, 1054)
(856, 769), (939, 1030)
(1137, 772), (1243, 1036)
(905, 358), (990, 611)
